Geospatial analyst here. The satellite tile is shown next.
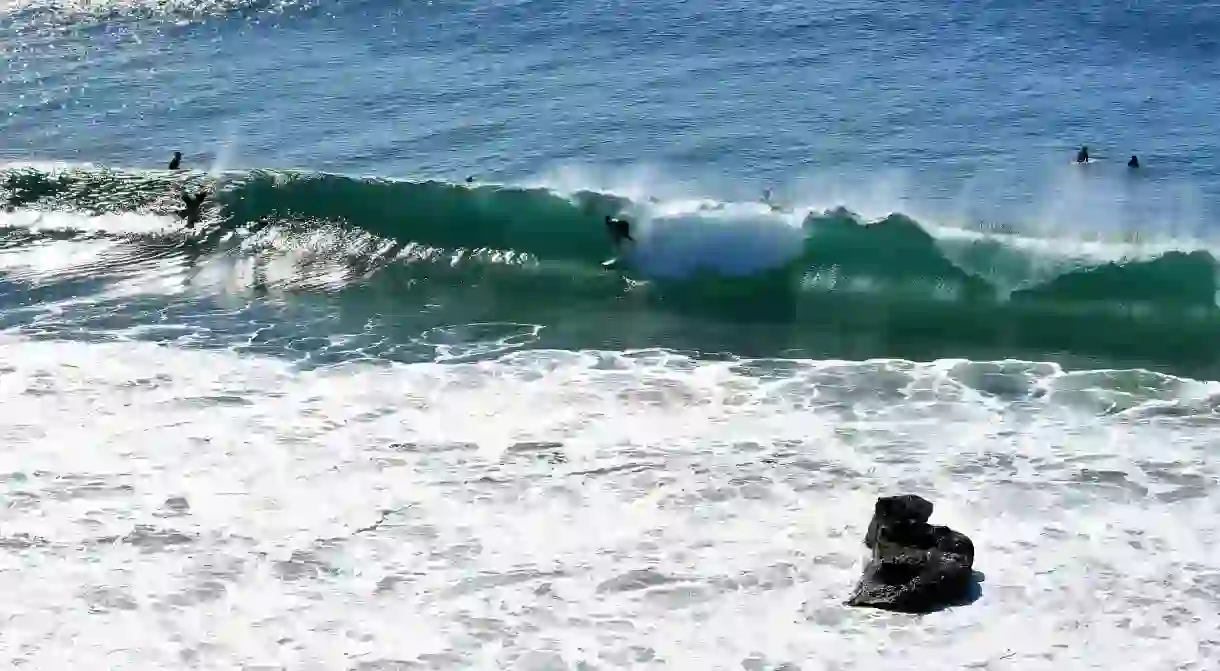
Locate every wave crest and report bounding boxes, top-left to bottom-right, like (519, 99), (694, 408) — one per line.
(4, 163), (1217, 307)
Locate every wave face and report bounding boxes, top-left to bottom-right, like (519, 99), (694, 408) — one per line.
(3, 163), (1220, 374)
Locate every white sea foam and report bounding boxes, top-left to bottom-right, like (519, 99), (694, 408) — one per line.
(0, 208), (175, 237)
(1, 337), (1217, 669)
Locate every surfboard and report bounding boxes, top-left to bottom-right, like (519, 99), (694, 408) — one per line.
(601, 257), (620, 269)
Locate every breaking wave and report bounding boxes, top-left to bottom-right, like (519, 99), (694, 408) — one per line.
(3, 163), (1219, 372)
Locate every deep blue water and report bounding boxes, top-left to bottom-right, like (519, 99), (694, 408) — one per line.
(5, 0), (1219, 198)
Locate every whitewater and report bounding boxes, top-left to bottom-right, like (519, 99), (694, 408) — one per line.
(6, 0), (1220, 668)
(4, 331), (1220, 669)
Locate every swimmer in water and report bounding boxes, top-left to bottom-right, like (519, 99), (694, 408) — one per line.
(1128, 155), (1140, 168)
(169, 152), (182, 170)
(178, 189), (209, 227)
(1076, 146), (1089, 163)
(605, 215), (633, 249)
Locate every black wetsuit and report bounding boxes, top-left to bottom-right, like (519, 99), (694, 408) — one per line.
(605, 215), (633, 246)
(178, 190), (209, 227)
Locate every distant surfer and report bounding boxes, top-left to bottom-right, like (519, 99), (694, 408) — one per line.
(1128, 155), (1140, 168)
(178, 189), (209, 227)
(761, 187), (782, 212)
(1075, 146), (1089, 164)
(605, 215), (633, 249)
(169, 152), (182, 170)
(465, 176), (474, 184)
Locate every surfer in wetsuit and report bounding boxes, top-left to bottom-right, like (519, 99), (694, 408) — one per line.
(178, 189), (209, 227)
(169, 152), (182, 170)
(605, 215), (633, 249)
(1076, 146), (1089, 163)
(1128, 155), (1140, 168)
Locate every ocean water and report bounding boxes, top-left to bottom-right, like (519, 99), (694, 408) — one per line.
(3, 0), (1220, 668)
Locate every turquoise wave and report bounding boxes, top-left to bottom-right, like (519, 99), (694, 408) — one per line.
(3, 163), (1218, 372)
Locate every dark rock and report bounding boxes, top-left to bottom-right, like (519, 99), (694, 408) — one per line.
(864, 494), (933, 549)
(847, 494), (978, 613)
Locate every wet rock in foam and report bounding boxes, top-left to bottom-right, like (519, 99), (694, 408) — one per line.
(846, 494), (978, 613)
